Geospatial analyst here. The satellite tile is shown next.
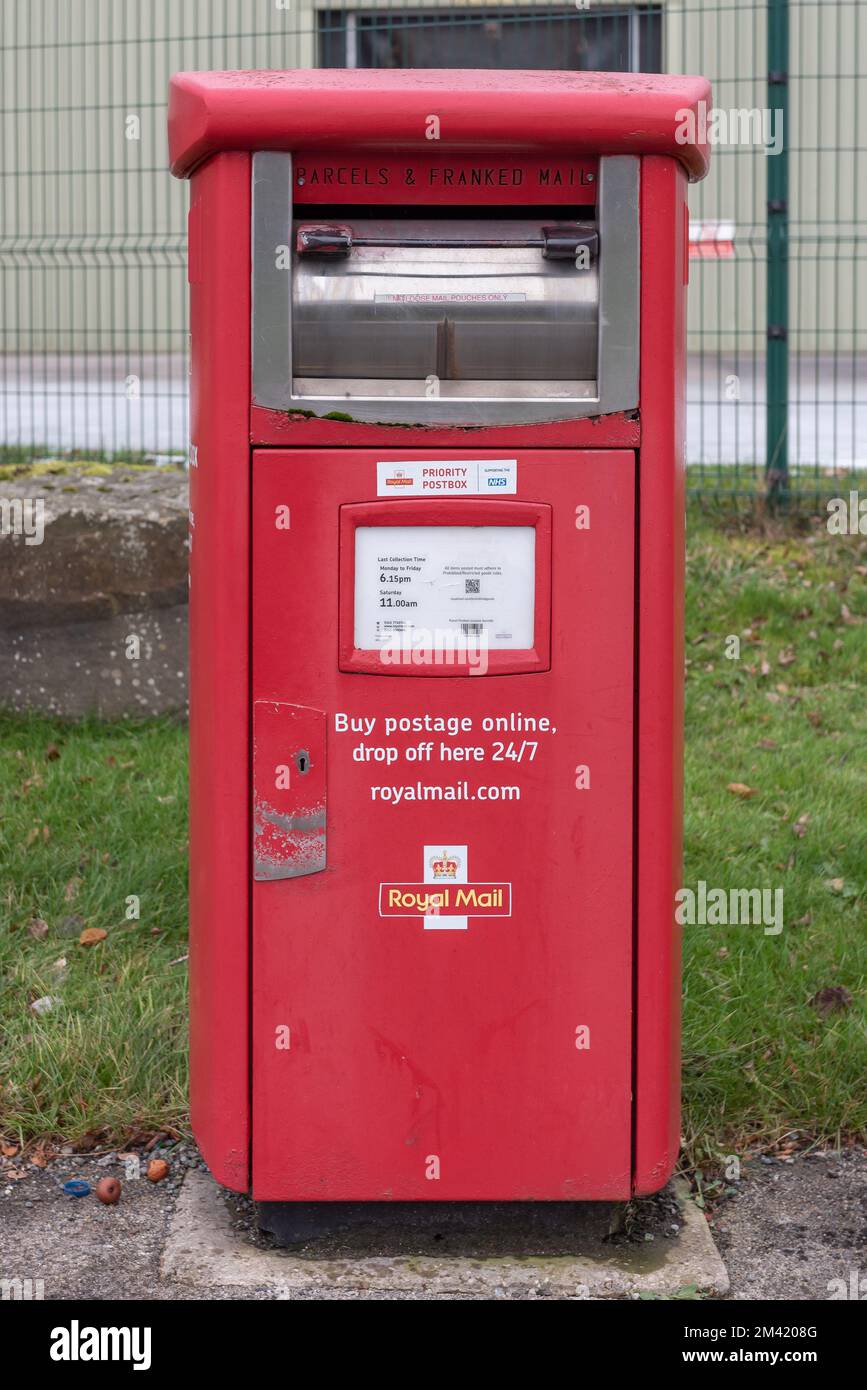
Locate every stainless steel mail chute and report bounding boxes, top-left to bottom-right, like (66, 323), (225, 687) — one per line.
(252, 153), (639, 426)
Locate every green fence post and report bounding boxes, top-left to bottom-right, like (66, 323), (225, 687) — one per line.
(767, 0), (790, 504)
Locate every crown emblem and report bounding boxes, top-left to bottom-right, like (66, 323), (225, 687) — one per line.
(430, 850), (460, 879)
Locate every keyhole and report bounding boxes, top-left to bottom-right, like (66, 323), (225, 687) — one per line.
(295, 749), (310, 775)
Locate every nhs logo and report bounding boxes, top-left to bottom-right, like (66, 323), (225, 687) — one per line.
(479, 461), (518, 494)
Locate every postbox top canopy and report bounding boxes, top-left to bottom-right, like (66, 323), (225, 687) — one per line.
(168, 69), (712, 182)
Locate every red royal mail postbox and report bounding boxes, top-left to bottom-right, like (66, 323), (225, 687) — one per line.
(168, 69), (711, 1219)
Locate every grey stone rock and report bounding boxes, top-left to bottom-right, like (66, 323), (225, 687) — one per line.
(0, 467), (189, 716)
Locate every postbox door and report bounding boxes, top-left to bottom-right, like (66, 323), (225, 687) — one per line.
(251, 448), (635, 1201)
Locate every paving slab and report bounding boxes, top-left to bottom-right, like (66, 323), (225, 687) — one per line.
(161, 1170), (729, 1300)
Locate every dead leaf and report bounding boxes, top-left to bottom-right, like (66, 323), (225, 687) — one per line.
(809, 986), (853, 1017)
(0, 1142), (19, 1158)
(727, 783), (758, 799)
(778, 648), (796, 667)
(79, 927), (107, 947)
(63, 876), (81, 903)
(74, 1128), (108, 1153)
(757, 738), (779, 751)
(26, 918), (49, 940)
(760, 659), (771, 677)
(824, 878), (845, 894)
(45, 744), (61, 761)
(792, 815), (810, 838)
(840, 604), (862, 626)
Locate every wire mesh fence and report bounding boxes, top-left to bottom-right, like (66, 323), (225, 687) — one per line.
(0, 0), (864, 499)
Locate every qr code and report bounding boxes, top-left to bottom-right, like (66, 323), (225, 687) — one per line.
(465, 578), (480, 594)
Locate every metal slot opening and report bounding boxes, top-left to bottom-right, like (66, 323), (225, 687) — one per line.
(251, 151), (639, 425)
(291, 215), (599, 393)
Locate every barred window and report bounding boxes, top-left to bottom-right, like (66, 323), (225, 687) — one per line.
(318, 6), (662, 74)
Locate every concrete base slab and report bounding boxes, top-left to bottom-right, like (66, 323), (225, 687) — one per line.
(162, 1171), (729, 1300)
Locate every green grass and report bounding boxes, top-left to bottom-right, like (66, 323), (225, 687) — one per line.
(0, 508), (865, 1160)
(681, 508), (867, 1162)
(0, 717), (188, 1146)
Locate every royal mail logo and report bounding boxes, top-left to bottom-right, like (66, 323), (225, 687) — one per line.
(429, 849), (460, 879)
(380, 883), (512, 919)
(384, 469), (415, 489)
(379, 843), (510, 930)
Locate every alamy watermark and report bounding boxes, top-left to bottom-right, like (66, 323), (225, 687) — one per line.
(826, 491), (867, 535)
(50, 1321), (151, 1370)
(379, 626), (489, 676)
(827, 1268), (866, 1300)
(0, 497), (44, 545)
(676, 101), (783, 156)
(1, 1276), (45, 1300)
(676, 881), (784, 936)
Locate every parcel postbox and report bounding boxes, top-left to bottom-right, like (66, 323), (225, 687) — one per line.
(168, 69), (710, 1213)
